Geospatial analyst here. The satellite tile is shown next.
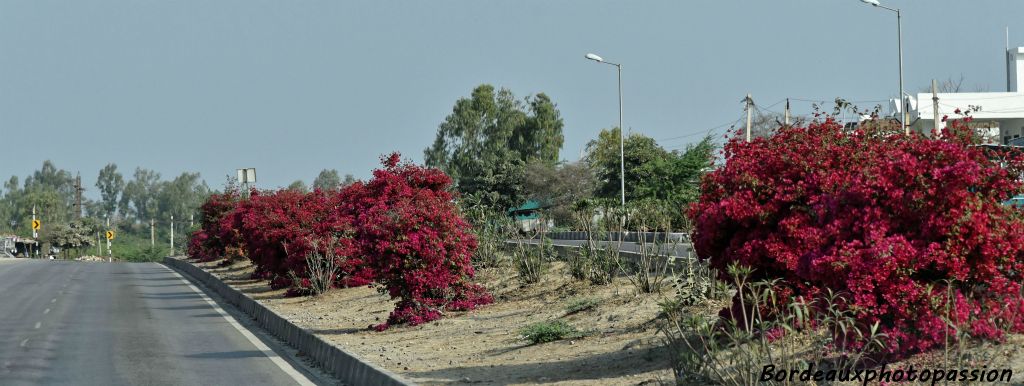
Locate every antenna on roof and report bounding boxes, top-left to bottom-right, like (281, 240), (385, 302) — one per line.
(1007, 27), (1011, 92)
(1003, 26), (1011, 91)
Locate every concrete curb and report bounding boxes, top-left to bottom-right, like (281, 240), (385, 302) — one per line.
(163, 257), (414, 386)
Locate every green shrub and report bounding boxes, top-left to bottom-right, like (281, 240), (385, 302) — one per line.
(565, 297), (600, 314)
(520, 320), (583, 344)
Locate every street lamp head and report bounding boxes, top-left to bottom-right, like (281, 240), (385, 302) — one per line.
(585, 53), (604, 63)
(861, 0), (881, 6)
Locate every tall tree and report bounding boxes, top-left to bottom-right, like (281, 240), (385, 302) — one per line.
(156, 172), (210, 222)
(424, 84), (564, 210)
(585, 128), (671, 202)
(121, 168), (162, 222)
(95, 163), (125, 217)
(312, 169), (342, 191)
(341, 174), (357, 187)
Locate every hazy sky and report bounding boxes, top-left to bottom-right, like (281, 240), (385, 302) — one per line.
(3, 1), (1024, 196)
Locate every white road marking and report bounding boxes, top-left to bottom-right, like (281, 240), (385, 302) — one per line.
(19, 339), (28, 348)
(163, 267), (316, 386)
(33, 322), (40, 329)
(51, 298), (56, 303)
(43, 308), (50, 314)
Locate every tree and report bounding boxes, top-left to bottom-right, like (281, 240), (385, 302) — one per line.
(156, 172), (210, 222)
(522, 160), (597, 226)
(312, 169), (342, 191)
(287, 180), (308, 192)
(341, 174), (357, 187)
(96, 163), (125, 216)
(121, 168), (162, 222)
(585, 127), (671, 202)
(47, 219), (100, 258)
(424, 84), (565, 211)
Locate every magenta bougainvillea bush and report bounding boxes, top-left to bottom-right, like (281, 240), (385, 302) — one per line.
(690, 116), (1024, 356)
(188, 153), (490, 329)
(349, 153), (492, 330)
(188, 190), (241, 262)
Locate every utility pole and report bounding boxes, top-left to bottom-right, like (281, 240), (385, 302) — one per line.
(170, 215), (174, 256)
(32, 205), (37, 239)
(190, 214), (194, 229)
(784, 98), (791, 127)
(744, 93), (753, 142)
(150, 219), (155, 247)
(74, 174), (84, 220)
(932, 79), (940, 135)
(105, 216), (111, 257)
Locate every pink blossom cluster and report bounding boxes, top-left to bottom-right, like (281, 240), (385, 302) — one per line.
(690, 117), (1024, 356)
(188, 152), (491, 329)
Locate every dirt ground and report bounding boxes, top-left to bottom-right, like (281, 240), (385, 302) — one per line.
(193, 259), (677, 385)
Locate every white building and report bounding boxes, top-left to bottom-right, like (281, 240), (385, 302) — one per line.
(896, 47), (1024, 145)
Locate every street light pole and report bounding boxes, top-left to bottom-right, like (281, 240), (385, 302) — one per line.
(586, 53), (626, 207)
(861, 0), (906, 135)
(616, 63), (625, 208)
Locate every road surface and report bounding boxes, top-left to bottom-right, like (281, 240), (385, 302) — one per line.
(0, 260), (328, 386)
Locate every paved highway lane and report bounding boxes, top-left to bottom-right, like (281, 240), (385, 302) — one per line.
(0, 260), (326, 386)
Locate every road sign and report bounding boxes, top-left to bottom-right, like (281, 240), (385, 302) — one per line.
(31, 220), (40, 230)
(105, 230), (116, 240)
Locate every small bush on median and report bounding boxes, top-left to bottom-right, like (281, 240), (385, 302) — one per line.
(565, 297), (600, 314)
(520, 320), (583, 344)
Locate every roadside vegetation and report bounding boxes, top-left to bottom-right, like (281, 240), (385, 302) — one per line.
(7, 82), (1023, 384)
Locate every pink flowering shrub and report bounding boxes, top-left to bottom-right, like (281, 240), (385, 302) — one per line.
(186, 153), (491, 328)
(690, 116), (1024, 357)
(351, 153), (492, 330)
(188, 190), (242, 262)
(232, 189), (359, 294)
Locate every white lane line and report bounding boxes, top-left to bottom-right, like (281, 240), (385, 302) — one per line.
(43, 308), (50, 315)
(163, 267), (315, 386)
(50, 298), (56, 303)
(33, 322), (40, 329)
(19, 339), (28, 348)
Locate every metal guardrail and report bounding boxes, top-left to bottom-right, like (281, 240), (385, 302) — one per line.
(542, 231), (690, 244)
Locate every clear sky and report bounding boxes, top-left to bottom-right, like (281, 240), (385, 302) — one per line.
(3, 1), (1024, 195)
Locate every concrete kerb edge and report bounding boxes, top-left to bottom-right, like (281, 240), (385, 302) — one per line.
(162, 257), (414, 386)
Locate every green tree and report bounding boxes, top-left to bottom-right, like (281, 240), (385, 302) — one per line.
(313, 169), (342, 191)
(46, 218), (100, 258)
(522, 160), (597, 226)
(341, 174), (357, 187)
(95, 163), (124, 216)
(424, 84), (564, 211)
(585, 130), (715, 229)
(156, 172), (210, 222)
(121, 168), (162, 222)
(287, 180), (308, 192)
(585, 127), (671, 202)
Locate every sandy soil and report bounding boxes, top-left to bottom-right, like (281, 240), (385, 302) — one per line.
(193, 259), (676, 385)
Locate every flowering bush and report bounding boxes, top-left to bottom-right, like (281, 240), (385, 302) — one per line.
(188, 190), (242, 262)
(690, 116), (1024, 357)
(187, 153), (491, 327)
(352, 153), (492, 330)
(232, 189), (359, 293)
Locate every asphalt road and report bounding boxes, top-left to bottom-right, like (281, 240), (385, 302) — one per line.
(0, 260), (326, 386)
